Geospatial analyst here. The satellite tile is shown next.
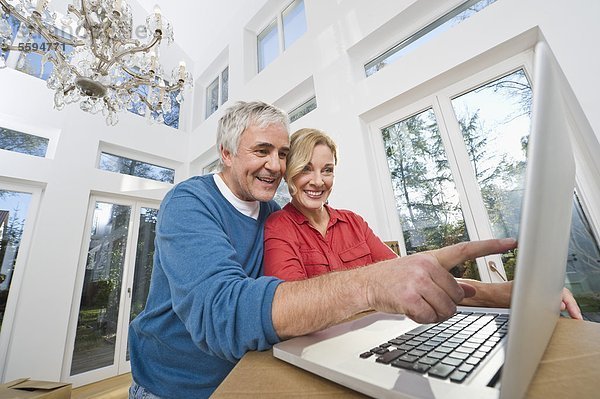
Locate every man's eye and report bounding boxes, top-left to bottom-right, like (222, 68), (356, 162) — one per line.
(256, 149), (269, 155)
(279, 152), (288, 159)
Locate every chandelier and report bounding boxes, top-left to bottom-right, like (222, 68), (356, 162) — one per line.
(0, 0), (193, 126)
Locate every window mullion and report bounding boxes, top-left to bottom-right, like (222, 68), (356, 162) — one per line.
(277, 13), (285, 55)
(433, 95), (506, 282)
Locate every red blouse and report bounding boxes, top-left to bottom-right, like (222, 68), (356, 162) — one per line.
(263, 203), (397, 281)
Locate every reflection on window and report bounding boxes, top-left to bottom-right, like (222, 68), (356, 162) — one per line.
(126, 206), (158, 360)
(258, 20), (278, 72)
(0, 127), (49, 157)
(0, 14), (21, 66)
(289, 96), (317, 123)
(205, 77), (219, 118)
(99, 152), (175, 184)
(566, 194), (600, 322)
(365, 0), (497, 77)
(15, 27), (73, 81)
(257, 0), (307, 72)
(283, 0), (307, 50)
(221, 66), (229, 104)
(273, 180), (291, 208)
(452, 69), (531, 242)
(202, 159), (220, 175)
(127, 84), (181, 129)
(0, 190), (32, 330)
(71, 202), (131, 375)
(205, 66), (229, 119)
(382, 109), (470, 259)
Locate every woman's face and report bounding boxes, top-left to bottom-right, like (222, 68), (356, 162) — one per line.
(290, 143), (335, 213)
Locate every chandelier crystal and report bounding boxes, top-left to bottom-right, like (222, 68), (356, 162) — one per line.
(0, 0), (193, 126)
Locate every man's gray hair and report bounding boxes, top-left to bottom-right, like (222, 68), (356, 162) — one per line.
(216, 101), (290, 170)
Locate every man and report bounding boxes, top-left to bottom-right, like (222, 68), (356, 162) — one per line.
(127, 101), (538, 399)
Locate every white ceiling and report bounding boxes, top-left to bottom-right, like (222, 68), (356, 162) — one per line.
(47, 0), (255, 74)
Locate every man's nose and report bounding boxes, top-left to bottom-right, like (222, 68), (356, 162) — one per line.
(265, 153), (282, 172)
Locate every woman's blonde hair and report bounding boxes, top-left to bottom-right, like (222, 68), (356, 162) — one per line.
(286, 128), (338, 196)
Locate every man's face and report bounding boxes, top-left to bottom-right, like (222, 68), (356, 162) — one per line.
(221, 123), (290, 202)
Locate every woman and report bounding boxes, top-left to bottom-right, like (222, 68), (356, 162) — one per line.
(264, 128), (397, 280)
(263, 128), (582, 317)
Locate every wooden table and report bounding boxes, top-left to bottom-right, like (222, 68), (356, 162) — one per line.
(211, 318), (600, 398)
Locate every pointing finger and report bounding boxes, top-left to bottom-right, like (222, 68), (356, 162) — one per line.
(429, 238), (517, 272)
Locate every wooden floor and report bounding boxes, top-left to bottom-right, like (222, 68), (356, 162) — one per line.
(71, 373), (131, 399)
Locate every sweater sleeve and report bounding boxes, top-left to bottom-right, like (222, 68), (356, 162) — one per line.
(263, 213), (309, 281)
(156, 186), (282, 363)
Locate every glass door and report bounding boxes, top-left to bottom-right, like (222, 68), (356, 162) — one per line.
(65, 196), (159, 386)
(0, 183), (40, 378)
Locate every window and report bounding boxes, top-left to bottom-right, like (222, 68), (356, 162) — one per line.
(127, 83), (182, 129)
(0, 189), (33, 331)
(0, 14), (20, 67)
(257, 0), (306, 72)
(70, 201), (131, 375)
(273, 181), (291, 208)
(258, 21), (279, 72)
(381, 109), (470, 257)
(98, 152), (175, 184)
(365, 0), (497, 77)
(289, 96), (317, 123)
(282, 0), (307, 50)
(202, 159), (220, 175)
(567, 195), (600, 321)
(375, 55), (600, 318)
(205, 66), (229, 119)
(69, 199), (160, 377)
(0, 127), (49, 157)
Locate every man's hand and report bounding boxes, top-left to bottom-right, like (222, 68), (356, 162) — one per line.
(361, 238), (518, 324)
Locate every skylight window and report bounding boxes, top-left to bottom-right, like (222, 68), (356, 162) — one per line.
(365, 0), (497, 77)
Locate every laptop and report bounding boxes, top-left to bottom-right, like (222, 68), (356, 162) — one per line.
(273, 41), (576, 399)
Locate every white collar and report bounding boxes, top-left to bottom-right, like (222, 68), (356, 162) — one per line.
(213, 174), (260, 220)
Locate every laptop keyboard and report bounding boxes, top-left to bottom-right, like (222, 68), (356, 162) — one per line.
(359, 311), (509, 383)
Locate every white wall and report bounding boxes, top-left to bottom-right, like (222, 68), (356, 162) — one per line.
(0, 66), (189, 381)
(0, 0), (598, 386)
(190, 0), (600, 239)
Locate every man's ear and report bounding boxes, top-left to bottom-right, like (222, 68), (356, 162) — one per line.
(220, 145), (233, 167)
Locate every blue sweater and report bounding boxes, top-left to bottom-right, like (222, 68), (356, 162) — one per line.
(129, 175), (282, 398)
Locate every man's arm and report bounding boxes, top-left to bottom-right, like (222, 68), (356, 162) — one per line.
(272, 238), (518, 339)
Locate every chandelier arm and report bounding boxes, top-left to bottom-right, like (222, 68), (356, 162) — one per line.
(163, 82), (183, 93)
(120, 65), (154, 82)
(101, 33), (161, 74)
(79, 0), (111, 65)
(0, 0), (11, 14)
(67, 4), (82, 20)
(0, 1), (33, 33)
(121, 87), (153, 109)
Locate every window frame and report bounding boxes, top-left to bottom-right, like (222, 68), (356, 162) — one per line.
(368, 52), (535, 282)
(62, 194), (160, 387)
(256, 0), (306, 73)
(204, 65), (230, 119)
(0, 181), (43, 378)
